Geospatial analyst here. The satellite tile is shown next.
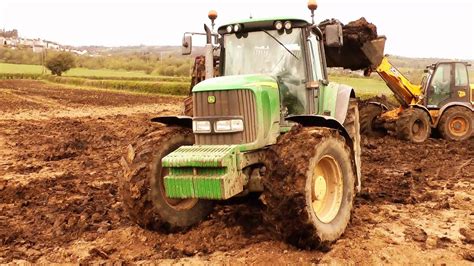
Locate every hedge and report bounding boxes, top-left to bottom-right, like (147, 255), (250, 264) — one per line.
(67, 75), (189, 82)
(0, 73), (42, 80)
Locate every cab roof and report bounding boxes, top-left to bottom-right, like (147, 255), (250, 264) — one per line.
(218, 17), (310, 34)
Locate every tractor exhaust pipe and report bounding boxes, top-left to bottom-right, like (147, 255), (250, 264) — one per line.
(204, 24), (214, 79)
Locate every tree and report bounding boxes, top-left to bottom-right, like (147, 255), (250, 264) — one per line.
(46, 52), (75, 76)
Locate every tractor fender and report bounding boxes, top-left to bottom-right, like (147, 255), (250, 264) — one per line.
(409, 104), (435, 125)
(151, 116), (193, 128)
(285, 115), (361, 191)
(334, 84), (356, 124)
(435, 102), (474, 127)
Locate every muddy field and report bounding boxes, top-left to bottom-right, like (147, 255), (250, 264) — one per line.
(0, 80), (473, 264)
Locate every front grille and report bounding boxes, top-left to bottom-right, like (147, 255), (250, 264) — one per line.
(193, 89), (257, 145)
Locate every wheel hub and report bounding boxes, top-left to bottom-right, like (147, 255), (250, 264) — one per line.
(311, 155), (343, 223)
(449, 117), (468, 137)
(412, 121), (420, 134)
(412, 118), (428, 141)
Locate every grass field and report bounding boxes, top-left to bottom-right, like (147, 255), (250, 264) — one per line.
(329, 75), (393, 99)
(0, 63), (44, 74)
(0, 63), (156, 78)
(1, 62), (472, 99)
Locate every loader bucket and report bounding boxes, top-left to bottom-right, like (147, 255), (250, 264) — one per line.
(321, 18), (386, 70)
(360, 37), (386, 69)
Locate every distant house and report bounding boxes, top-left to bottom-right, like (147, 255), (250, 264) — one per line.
(23, 39), (34, 47)
(32, 45), (44, 53)
(71, 49), (87, 55)
(5, 38), (18, 47)
(32, 39), (45, 53)
(33, 39), (45, 47)
(45, 41), (60, 50)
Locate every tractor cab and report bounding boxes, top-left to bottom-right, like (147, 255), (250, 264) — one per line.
(217, 18), (326, 116)
(424, 62), (472, 109)
(182, 11), (346, 121)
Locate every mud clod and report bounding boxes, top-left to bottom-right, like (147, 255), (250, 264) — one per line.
(404, 227), (428, 243)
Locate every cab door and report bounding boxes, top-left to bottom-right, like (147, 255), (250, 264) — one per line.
(426, 63), (453, 108)
(451, 62), (471, 104)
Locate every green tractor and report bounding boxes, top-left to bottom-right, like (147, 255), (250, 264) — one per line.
(119, 3), (362, 248)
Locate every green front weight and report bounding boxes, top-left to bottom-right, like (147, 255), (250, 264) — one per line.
(162, 145), (243, 200)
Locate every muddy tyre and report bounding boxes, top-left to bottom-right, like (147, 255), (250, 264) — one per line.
(396, 108), (431, 143)
(262, 127), (355, 249)
(183, 96), (193, 116)
(360, 104), (386, 137)
(437, 106), (473, 141)
(344, 99), (361, 183)
(119, 127), (213, 231)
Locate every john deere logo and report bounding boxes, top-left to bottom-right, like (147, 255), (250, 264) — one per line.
(208, 95), (216, 104)
(458, 90), (466, 97)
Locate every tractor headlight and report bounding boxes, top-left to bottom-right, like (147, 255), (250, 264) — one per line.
(284, 21), (292, 30)
(193, 120), (211, 133)
(274, 21), (283, 30)
(233, 24), (242, 32)
(215, 119), (244, 132)
(226, 25), (233, 33)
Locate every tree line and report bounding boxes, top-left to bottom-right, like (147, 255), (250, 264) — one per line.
(0, 29), (18, 38)
(0, 47), (192, 77)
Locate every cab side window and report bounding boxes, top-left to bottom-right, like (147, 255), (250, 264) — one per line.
(308, 34), (325, 81)
(454, 63), (468, 86)
(428, 64), (451, 107)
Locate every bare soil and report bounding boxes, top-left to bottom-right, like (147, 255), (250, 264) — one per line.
(0, 80), (473, 264)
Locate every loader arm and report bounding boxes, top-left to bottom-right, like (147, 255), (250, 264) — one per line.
(374, 57), (423, 107)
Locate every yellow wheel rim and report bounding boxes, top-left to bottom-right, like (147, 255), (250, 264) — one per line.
(449, 116), (468, 137)
(311, 155), (343, 223)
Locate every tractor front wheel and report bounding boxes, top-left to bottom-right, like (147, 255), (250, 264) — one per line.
(119, 127), (213, 231)
(262, 127), (355, 248)
(438, 106), (473, 141)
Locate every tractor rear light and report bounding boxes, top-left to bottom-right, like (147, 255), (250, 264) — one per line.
(193, 121), (211, 133)
(215, 119), (244, 132)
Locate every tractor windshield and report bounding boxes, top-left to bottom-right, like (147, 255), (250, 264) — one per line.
(223, 28), (307, 115)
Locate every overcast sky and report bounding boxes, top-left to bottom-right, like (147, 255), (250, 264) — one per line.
(1, 0), (473, 59)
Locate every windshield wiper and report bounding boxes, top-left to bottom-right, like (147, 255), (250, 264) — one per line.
(262, 30), (298, 60)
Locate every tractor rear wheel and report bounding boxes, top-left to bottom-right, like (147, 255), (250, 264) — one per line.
(344, 99), (361, 183)
(438, 106), (473, 141)
(183, 96), (193, 116)
(262, 127), (355, 248)
(396, 108), (431, 143)
(119, 127), (213, 231)
(360, 104), (386, 137)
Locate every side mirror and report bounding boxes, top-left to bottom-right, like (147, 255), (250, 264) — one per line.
(182, 35), (192, 55)
(324, 24), (343, 48)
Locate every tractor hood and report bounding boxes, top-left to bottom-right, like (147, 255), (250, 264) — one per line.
(192, 74), (278, 92)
